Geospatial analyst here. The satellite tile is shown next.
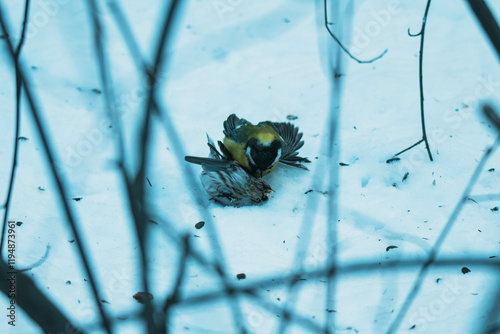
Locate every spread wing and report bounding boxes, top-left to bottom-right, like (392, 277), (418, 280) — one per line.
(185, 136), (235, 172)
(222, 114), (250, 143)
(260, 121), (311, 169)
(184, 156), (232, 172)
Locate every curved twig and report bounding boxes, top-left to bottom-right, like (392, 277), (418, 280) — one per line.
(324, 0), (387, 64)
(18, 244), (51, 272)
(407, 27), (422, 37)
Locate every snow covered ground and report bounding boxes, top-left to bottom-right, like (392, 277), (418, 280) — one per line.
(0, 0), (499, 333)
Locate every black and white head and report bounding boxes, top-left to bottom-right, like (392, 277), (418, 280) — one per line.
(245, 136), (283, 177)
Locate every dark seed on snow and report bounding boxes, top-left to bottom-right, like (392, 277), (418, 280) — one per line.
(386, 157), (401, 164)
(402, 172), (409, 182)
(236, 273), (246, 280)
(386, 245), (398, 251)
(133, 292), (153, 304)
(461, 267), (471, 274)
(195, 221), (205, 229)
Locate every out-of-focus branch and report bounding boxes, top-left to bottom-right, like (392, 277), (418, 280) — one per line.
(324, 0), (387, 64)
(465, 0), (500, 62)
(107, 2), (250, 332)
(0, 259), (79, 333)
(0, 5), (112, 334)
(179, 256), (500, 308)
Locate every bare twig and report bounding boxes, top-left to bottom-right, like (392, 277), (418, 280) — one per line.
(386, 135), (500, 334)
(324, 0), (387, 64)
(0, 6), (112, 334)
(393, 0), (433, 162)
(394, 138), (424, 157)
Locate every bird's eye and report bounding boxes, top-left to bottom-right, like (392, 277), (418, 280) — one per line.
(261, 195), (268, 201)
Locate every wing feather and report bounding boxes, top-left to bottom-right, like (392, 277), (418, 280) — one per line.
(259, 121), (311, 168)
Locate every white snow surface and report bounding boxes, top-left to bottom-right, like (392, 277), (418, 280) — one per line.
(0, 0), (499, 333)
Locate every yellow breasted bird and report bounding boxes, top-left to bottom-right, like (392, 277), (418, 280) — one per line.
(222, 114), (310, 177)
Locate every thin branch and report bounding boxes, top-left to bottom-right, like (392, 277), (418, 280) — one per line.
(393, 0), (433, 161)
(417, 0), (433, 162)
(394, 138), (424, 157)
(0, 0), (30, 259)
(386, 135), (500, 334)
(324, 0), (387, 64)
(0, 6), (112, 334)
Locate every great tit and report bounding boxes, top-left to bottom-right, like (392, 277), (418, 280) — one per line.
(185, 135), (273, 206)
(222, 114), (310, 177)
